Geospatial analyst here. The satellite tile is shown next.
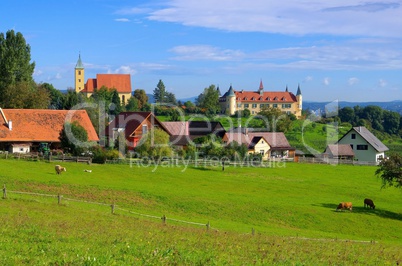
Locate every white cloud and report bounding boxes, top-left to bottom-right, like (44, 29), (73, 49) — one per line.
(348, 77), (359, 85)
(169, 45), (245, 61)
(115, 7), (152, 15)
(115, 18), (130, 22)
(378, 79), (387, 87)
(323, 77), (330, 86)
(55, 73), (62, 79)
(146, 0), (402, 37)
(303, 76), (313, 82)
(113, 65), (137, 75)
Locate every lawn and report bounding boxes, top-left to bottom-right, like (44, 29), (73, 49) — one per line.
(0, 159), (401, 265)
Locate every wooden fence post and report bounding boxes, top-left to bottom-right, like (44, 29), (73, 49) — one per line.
(252, 228), (255, 235)
(111, 203), (115, 214)
(2, 184), (6, 199)
(161, 215), (166, 224)
(58, 194), (62, 204)
(206, 221), (210, 231)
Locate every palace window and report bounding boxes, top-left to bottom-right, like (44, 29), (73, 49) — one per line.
(244, 104), (249, 108)
(252, 104), (257, 108)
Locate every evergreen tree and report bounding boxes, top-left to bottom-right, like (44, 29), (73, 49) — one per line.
(153, 79), (166, 104)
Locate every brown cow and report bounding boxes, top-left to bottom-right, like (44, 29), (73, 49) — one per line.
(336, 202), (353, 211)
(364, 198), (375, 209)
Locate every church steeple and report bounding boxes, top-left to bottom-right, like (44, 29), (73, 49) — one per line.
(75, 53), (84, 69)
(75, 53), (85, 93)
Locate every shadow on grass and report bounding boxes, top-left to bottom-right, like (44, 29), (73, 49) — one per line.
(317, 203), (402, 221)
(189, 166), (214, 171)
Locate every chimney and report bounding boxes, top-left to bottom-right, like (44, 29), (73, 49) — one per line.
(8, 120), (12, 131)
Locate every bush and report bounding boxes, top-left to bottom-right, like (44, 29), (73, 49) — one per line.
(91, 146), (119, 164)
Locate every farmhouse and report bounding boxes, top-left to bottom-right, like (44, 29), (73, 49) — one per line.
(104, 111), (171, 150)
(337, 126), (388, 163)
(223, 127), (295, 160)
(162, 121), (226, 148)
(0, 108), (99, 153)
(75, 54), (132, 105)
(323, 144), (354, 160)
(219, 81), (302, 118)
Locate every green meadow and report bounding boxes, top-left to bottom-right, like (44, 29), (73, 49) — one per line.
(0, 159), (401, 265)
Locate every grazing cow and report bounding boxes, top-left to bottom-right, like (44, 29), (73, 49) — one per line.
(364, 198), (375, 209)
(55, 165), (66, 175)
(336, 202), (353, 211)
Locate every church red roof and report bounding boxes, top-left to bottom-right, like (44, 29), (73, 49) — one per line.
(84, 74), (132, 93)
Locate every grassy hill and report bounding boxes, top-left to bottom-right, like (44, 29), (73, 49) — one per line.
(0, 159), (401, 264)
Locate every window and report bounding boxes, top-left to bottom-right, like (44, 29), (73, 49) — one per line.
(351, 134), (356, 139)
(244, 104), (249, 108)
(78, 70), (81, 75)
(260, 150), (265, 156)
(260, 104), (265, 108)
(350, 144), (354, 149)
(357, 145), (368, 150)
(237, 103), (242, 107)
(142, 125), (148, 134)
(273, 104), (278, 108)
(252, 104), (257, 108)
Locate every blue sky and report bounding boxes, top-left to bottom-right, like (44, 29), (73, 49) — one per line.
(1, 0), (402, 102)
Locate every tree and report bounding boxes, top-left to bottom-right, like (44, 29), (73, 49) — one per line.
(0, 30), (35, 90)
(383, 110), (400, 135)
(1, 81), (50, 109)
(153, 79), (166, 104)
(165, 91), (177, 105)
(133, 89), (148, 110)
(196, 84), (220, 115)
(41, 83), (64, 109)
(59, 121), (89, 155)
(153, 80), (177, 106)
(255, 107), (292, 133)
(375, 153), (402, 188)
(110, 89), (123, 115)
(338, 107), (355, 124)
(63, 89), (79, 110)
(125, 97), (139, 111)
(135, 128), (172, 159)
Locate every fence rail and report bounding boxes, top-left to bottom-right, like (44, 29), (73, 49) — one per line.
(0, 152), (91, 164)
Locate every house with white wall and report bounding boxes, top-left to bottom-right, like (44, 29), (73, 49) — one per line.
(337, 126), (388, 163)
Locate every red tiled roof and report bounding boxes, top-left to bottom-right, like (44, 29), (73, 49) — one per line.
(0, 109), (99, 142)
(234, 91), (297, 102)
(104, 112), (171, 139)
(84, 74), (132, 93)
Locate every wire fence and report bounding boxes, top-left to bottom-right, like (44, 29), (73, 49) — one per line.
(2, 185), (214, 231)
(1, 185), (378, 244)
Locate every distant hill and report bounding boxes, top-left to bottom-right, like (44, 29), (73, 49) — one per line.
(303, 100), (402, 114)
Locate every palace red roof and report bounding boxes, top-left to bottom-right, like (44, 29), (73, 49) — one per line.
(234, 91), (297, 102)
